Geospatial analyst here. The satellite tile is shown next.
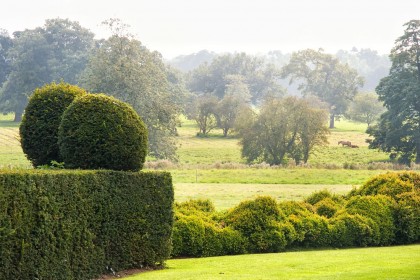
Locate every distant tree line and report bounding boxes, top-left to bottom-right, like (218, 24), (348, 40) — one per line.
(1, 18), (418, 164)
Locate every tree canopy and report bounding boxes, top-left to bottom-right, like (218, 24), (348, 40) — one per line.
(80, 19), (181, 160)
(368, 20), (420, 164)
(238, 97), (329, 165)
(188, 52), (283, 103)
(0, 19), (94, 121)
(281, 49), (364, 128)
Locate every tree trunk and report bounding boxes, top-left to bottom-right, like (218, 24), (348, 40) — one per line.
(14, 110), (23, 122)
(329, 114), (335, 129)
(416, 139), (420, 164)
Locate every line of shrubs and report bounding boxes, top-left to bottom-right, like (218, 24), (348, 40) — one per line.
(0, 169), (173, 280)
(172, 171), (420, 257)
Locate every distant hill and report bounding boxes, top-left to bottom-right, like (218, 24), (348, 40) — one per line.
(168, 50), (218, 72)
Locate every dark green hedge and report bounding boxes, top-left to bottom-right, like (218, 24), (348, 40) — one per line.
(19, 82), (86, 167)
(0, 170), (173, 280)
(58, 94), (148, 171)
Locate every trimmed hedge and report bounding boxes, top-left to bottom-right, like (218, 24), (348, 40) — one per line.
(172, 171), (419, 257)
(19, 82), (86, 167)
(171, 200), (246, 257)
(58, 94), (148, 171)
(0, 170), (173, 280)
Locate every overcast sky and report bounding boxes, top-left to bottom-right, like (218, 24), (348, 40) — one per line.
(1, 0), (419, 58)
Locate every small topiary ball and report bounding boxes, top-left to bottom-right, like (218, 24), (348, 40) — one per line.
(58, 94), (148, 171)
(19, 82), (86, 167)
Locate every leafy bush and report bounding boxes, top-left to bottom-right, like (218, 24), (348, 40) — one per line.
(277, 200), (313, 217)
(19, 82), (86, 167)
(349, 171), (420, 200)
(314, 197), (340, 218)
(345, 195), (395, 245)
(288, 213), (330, 247)
(393, 192), (420, 244)
(330, 211), (377, 247)
(58, 94), (148, 171)
(0, 170), (173, 280)
(171, 201), (245, 257)
(225, 196), (289, 253)
(171, 214), (206, 257)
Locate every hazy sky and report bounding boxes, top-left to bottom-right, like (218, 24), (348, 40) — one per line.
(1, 0), (419, 58)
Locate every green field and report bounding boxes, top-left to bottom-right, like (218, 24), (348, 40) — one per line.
(122, 245), (420, 280)
(175, 183), (353, 210)
(176, 117), (390, 166)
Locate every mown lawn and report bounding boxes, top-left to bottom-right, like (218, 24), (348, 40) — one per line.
(175, 183), (353, 210)
(122, 245), (420, 280)
(170, 168), (387, 185)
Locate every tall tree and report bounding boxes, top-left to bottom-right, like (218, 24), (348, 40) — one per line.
(191, 94), (219, 136)
(216, 75), (252, 136)
(0, 29), (12, 86)
(81, 19), (181, 160)
(0, 29), (51, 121)
(346, 92), (385, 126)
(368, 20), (420, 164)
(281, 49), (363, 128)
(43, 18), (95, 83)
(238, 97), (329, 165)
(0, 19), (94, 121)
(188, 52), (283, 103)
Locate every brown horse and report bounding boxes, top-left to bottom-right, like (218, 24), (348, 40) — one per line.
(338, 140), (352, 147)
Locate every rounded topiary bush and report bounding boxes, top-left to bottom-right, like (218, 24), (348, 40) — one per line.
(349, 171), (420, 200)
(19, 82), (86, 167)
(315, 197), (340, 218)
(224, 196), (288, 253)
(58, 94), (148, 171)
(330, 212), (376, 247)
(345, 195), (395, 245)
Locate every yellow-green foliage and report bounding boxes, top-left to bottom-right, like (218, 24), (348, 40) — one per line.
(172, 171), (420, 258)
(224, 197), (290, 253)
(172, 200), (245, 257)
(0, 170), (173, 280)
(349, 171), (420, 199)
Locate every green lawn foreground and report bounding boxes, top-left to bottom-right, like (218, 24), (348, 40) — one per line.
(123, 245), (420, 280)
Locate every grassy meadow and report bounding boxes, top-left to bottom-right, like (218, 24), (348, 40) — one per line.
(123, 245), (420, 280)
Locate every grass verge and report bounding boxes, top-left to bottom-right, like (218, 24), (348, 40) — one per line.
(123, 245), (420, 280)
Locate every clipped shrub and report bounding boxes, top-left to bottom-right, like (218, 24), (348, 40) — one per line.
(345, 195), (395, 245)
(58, 94), (148, 171)
(349, 171), (420, 200)
(171, 214), (206, 257)
(0, 170), (173, 280)
(19, 82), (86, 167)
(393, 192), (420, 244)
(278, 200), (314, 217)
(314, 197), (340, 218)
(175, 199), (216, 215)
(171, 211), (245, 258)
(305, 189), (343, 205)
(288, 213), (330, 248)
(330, 211), (376, 247)
(224, 196), (288, 253)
